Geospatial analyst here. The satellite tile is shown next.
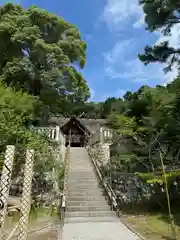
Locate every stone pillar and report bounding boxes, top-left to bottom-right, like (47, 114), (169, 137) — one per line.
(55, 126), (60, 141)
(100, 127), (104, 143)
(102, 143), (110, 165)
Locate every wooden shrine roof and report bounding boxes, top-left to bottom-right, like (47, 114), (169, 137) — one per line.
(49, 117), (107, 134)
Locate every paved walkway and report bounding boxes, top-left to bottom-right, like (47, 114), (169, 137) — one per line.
(62, 220), (139, 240)
(62, 148), (140, 240)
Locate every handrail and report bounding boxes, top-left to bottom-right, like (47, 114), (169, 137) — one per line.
(60, 148), (68, 223)
(87, 146), (118, 213)
(60, 131), (71, 225)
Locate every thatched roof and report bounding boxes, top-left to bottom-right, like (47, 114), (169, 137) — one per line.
(49, 117), (107, 134)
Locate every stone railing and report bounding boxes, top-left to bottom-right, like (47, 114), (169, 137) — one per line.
(102, 127), (113, 144)
(86, 146), (119, 215)
(33, 126), (66, 162)
(89, 127), (113, 145)
(60, 146), (69, 225)
(87, 127), (113, 166)
(33, 126), (65, 144)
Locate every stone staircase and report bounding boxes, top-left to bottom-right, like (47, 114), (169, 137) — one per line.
(65, 147), (117, 223)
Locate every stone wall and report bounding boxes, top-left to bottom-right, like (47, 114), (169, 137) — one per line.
(59, 144), (66, 162)
(87, 142), (110, 167)
(53, 143), (65, 162)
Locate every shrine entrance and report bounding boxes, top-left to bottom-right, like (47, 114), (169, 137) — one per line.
(60, 117), (90, 147)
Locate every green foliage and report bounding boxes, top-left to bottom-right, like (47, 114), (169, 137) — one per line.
(137, 171), (180, 184)
(139, 0), (180, 72)
(0, 83), (48, 151)
(61, 97), (125, 119)
(0, 3), (90, 117)
(101, 97), (124, 118)
(99, 78), (180, 175)
(107, 114), (138, 136)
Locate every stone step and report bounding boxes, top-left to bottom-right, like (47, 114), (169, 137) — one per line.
(68, 183), (99, 186)
(69, 170), (93, 172)
(68, 175), (96, 178)
(70, 170), (93, 173)
(68, 175), (98, 179)
(68, 190), (104, 196)
(70, 168), (92, 170)
(70, 162), (91, 164)
(69, 169), (95, 175)
(70, 161), (91, 163)
(68, 174), (96, 178)
(67, 185), (100, 190)
(68, 172), (97, 178)
(69, 172), (95, 176)
(65, 216), (118, 223)
(68, 180), (99, 184)
(68, 178), (98, 182)
(69, 166), (93, 168)
(68, 196), (106, 201)
(67, 205), (110, 212)
(65, 211), (116, 218)
(68, 181), (99, 185)
(70, 160), (90, 162)
(67, 194), (104, 199)
(70, 165), (92, 167)
(68, 182), (99, 186)
(68, 188), (100, 192)
(68, 188), (101, 192)
(68, 201), (109, 207)
(70, 161), (91, 164)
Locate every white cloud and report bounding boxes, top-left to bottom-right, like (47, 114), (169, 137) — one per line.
(104, 40), (178, 85)
(101, 0), (179, 88)
(102, 0), (144, 30)
(155, 24), (180, 49)
(153, 24), (180, 81)
(103, 38), (136, 64)
(96, 89), (127, 101)
(133, 14), (145, 29)
(88, 88), (95, 101)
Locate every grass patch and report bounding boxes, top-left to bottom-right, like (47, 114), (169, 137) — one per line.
(29, 205), (58, 221)
(121, 212), (180, 240)
(5, 205), (59, 228)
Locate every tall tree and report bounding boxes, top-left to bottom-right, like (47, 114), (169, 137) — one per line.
(101, 97), (124, 118)
(0, 4), (90, 112)
(138, 0), (180, 72)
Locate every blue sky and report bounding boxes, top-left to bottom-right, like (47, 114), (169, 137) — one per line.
(1, 0), (179, 101)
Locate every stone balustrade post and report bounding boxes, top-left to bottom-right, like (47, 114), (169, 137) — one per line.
(55, 126), (60, 141)
(51, 128), (55, 140)
(100, 127), (104, 143)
